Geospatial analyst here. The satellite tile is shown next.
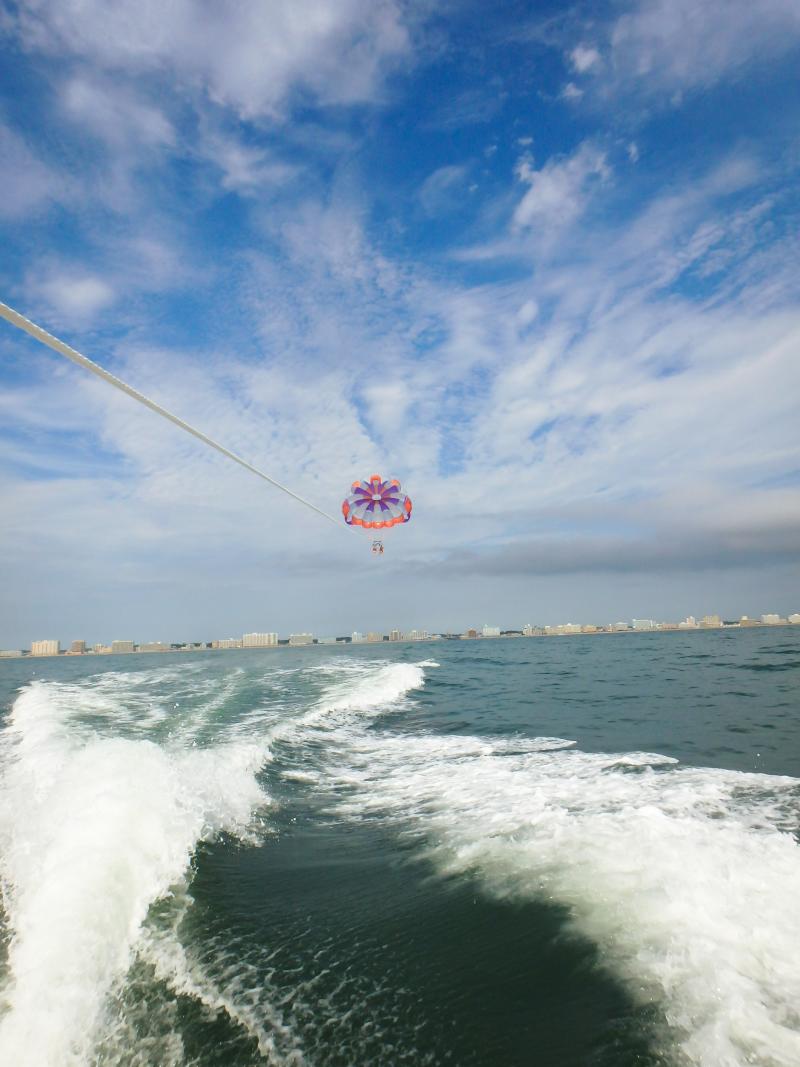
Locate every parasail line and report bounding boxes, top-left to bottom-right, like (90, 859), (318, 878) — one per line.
(0, 300), (342, 527)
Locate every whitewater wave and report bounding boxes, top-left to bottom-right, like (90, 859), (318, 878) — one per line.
(6, 652), (795, 1067)
(0, 678), (269, 1067)
(314, 731), (800, 1067)
(0, 656), (433, 1066)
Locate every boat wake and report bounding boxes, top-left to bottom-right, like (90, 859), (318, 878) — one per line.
(1, 656), (798, 1066)
(310, 727), (800, 1067)
(0, 676), (269, 1066)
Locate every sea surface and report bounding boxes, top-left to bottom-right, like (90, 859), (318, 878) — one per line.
(0, 628), (798, 1067)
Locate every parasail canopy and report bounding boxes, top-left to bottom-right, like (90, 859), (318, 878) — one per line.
(342, 474), (412, 530)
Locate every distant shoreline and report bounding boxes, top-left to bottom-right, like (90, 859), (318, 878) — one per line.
(3, 622), (798, 661)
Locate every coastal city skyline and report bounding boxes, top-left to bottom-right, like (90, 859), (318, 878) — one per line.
(5, 610), (799, 658)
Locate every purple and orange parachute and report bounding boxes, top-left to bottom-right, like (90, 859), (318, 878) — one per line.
(342, 474), (412, 530)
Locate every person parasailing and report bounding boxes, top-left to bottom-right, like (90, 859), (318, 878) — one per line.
(342, 474), (411, 555)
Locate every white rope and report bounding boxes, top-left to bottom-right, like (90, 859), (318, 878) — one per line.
(0, 300), (342, 527)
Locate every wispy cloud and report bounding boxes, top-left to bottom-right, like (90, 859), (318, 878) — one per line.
(419, 164), (471, 215)
(0, 122), (73, 218)
(61, 77), (174, 149)
(559, 0), (800, 107)
(11, 0), (413, 119)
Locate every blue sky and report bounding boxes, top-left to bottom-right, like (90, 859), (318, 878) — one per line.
(1, 0), (799, 646)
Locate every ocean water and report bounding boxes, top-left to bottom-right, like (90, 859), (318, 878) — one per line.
(0, 628), (798, 1067)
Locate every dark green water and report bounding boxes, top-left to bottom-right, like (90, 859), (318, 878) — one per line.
(0, 627), (798, 1066)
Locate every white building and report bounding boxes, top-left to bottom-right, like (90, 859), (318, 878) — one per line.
(408, 629), (429, 641)
(678, 616), (698, 629)
(31, 639), (60, 656)
(632, 619), (655, 630)
(317, 636), (336, 645)
(111, 640), (135, 654)
(389, 629), (403, 641)
(351, 632), (364, 643)
(481, 625), (501, 637)
(761, 614), (785, 625)
(789, 614), (800, 625)
(0, 649), (22, 658)
(242, 632), (278, 647)
(288, 633), (314, 646)
(216, 638), (242, 649)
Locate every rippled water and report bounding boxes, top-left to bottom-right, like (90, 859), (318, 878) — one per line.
(0, 627), (798, 1066)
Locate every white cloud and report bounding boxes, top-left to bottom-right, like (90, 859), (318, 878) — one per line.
(0, 122), (71, 219)
(20, 230), (203, 331)
(33, 274), (116, 321)
(516, 300), (539, 329)
(569, 44), (600, 72)
(608, 0), (800, 98)
(512, 143), (610, 232)
(202, 133), (299, 194)
(62, 77), (174, 148)
(419, 164), (469, 215)
(560, 82), (584, 101)
(3, 159), (799, 638)
(627, 142), (639, 163)
(12, 0), (412, 119)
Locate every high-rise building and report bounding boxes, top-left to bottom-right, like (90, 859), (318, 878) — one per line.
(69, 640), (87, 654)
(31, 639), (60, 656)
(351, 632), (364, 643)
(215, 638), (242, 649)
(482, 624), (501, 637)
(761, 614), (785, 625)
(242, 632), (278, 647)
(366, 632), (383, 643)
(111, 640), (135, 654)
(700, 615), (721, 628)
(288, 633), (313, 645)
(408, 629), (429, 641)
(389, 629), (402, 642)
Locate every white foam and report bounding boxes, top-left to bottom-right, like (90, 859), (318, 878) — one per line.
(137, 914), (307, 1066)
(0, 681), (269, 1067)
(318, 731), (800, 1067)
(293, 661), (428, 731)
